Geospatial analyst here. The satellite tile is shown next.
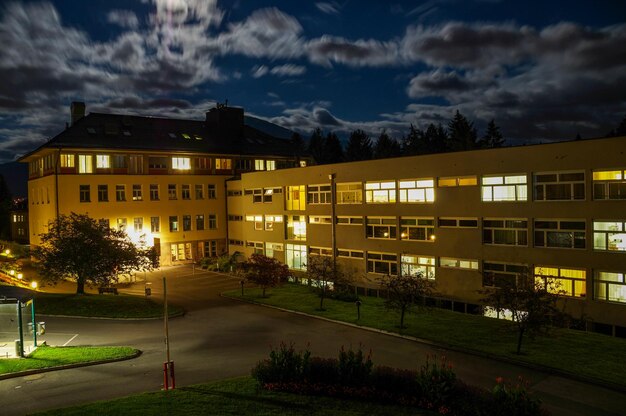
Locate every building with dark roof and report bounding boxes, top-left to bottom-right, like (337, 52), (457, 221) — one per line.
(20, 102), (310, 265)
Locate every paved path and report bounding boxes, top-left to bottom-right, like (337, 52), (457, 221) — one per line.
(1, 266), (624, 415)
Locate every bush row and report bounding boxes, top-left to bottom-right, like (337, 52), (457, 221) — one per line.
(252, 343), (546, 416)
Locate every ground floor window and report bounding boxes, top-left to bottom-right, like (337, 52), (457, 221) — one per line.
(203, 240), (217, 258)
(286, 244), (307, 270)
(401, 255), (435, 279)
(534, 266), (586, 297)
(171, 242), (192, 262)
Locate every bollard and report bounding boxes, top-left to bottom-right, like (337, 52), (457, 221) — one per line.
(355, 300), (362, 320)
(240, 280), (245, 296)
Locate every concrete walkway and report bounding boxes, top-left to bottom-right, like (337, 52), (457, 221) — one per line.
(1, 266), (624, 415)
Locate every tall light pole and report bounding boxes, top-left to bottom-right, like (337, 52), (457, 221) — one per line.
(329, 173), (337, 275)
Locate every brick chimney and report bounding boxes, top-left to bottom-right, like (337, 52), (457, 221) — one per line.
(71, 101), (86, 125)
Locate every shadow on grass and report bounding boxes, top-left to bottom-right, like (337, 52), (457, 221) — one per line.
(179, 386), (314, 411)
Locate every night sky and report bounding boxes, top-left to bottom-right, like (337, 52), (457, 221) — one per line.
(0, 0), (625, 164)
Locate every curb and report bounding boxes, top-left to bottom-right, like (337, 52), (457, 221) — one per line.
(221, 293), (626, 394)
(37, 310), (185, 321)
(0, 349), (143, 381)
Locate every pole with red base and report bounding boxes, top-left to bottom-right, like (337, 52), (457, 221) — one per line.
(162, 276), (176, 390)
(163, 360), (176, 390)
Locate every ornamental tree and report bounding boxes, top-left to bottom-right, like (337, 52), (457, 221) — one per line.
(243, 253), (290, 297)
(33, 212), (158, 294)
(381, 272), (435, 329)
(306, 255), (350, 311)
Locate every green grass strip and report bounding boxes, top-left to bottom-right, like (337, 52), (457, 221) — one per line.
(225, 284), (626, 388)
(34, 293), (183, 319)
(35, 376), (434, 416)
(0, 345), (138, 375)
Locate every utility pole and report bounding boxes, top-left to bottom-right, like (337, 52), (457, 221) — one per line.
(163, 276), (175, 389)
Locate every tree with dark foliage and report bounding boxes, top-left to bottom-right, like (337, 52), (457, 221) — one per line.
(307, 128), (326, 163)
(381, 272), (435, 329)
(243, 253), (290, 297)
(345, 129), (373, 161)
(373, 131), (402, 159)
(447, 110), (478, 151)
(479, 119), (505, 148)
(324, 132), (345, 163)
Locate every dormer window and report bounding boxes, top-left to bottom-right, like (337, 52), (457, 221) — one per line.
(168, 133), (176, 139)
(182, 133), (191, 139)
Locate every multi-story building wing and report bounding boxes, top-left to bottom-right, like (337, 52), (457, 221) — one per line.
(228, 135), (626, 334)
(20, 102), (309, 265)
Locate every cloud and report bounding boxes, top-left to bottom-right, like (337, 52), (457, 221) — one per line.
(407, 69), (472, 98)
(307, 35), (398, 67)
(315, 2), (341, 15)
(107, 9), (140, 29)
(251, 65), (269, 78)
(270, 64), (306, 76)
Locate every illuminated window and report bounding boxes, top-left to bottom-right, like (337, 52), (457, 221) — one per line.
(534, 266), (586, 297)
(266, 160), (276, 171)
(286, 215), (306, 240)
(246, 215), (264, 230)
(593, 169), (626, 200)
(398, 179), (435, 203)
(182, 133), (191, 139)
(309, 216), (332, 224)
(246, 241), (264, 255)
(534, 219), (586, 249)
(208, 214), (217, 229)
(96, 155), (110, 169)
(337, 216), (363, 225)
(286, 185), (306, 210)
(78, 155), (93, 173)
(79, 185), (90, 202)
(367, 252), (397, 275)
(400, 217), (434, 241)
(265, 242), (283, 258)
(172, 157), (191, 170)
(401, 255), (436, 279)
(60, 154), (74, 168)
(337, 249), (364, 259)
(593, 221), (626, 251)
(168, 184), (177, 200)
(440, 257), (479, 270)
(594, 271), (626, 304)
(438, 218), (478, 228)
(365, 181), (396, 203)
(134, 217), (143, 232)
(182, 184), (191, 200)
(286, 244), (307, 270)
(481, 174), (527, 201)
(534, 171), (585, 201)
(208, 184), (217, 199)
(195, 215), (205, 230)
(366, 217), (396, 239)
(438, 176), (477, 187)
(307, 185), (331, 204)
(336, 183), (362, 204)
(309, 246), (333, 257)
(98, 185), (108, 202)
(264, 215), (283, 231)
(117, 218), (127, 231)
(132, 185), (142, 201)
(299, 160), (307, 167)
(169, 216), (179, 232)
(150, 184), (159, 201)
(483, 218), (528, 246)
(150, 217), (160, 233)
(255, 160), (265, 171)
(182, 215), (191, 231)
(483, 262), (528, 287)
(215, 158), (232, 170)
(195, 184), (204, 199)
(116, 185), (126, 202)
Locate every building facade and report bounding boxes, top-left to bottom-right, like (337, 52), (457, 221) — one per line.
(227, 135), (626, 333)
(20, 103), (309, 266)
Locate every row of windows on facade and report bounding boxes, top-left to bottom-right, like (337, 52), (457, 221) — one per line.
(238, 214), (626, 252)
(92, 214), (218, 234)
(232, 241), (626, 304)
(170, 240), (219, 262)
(74, 184), (217, 203)
(245, 170), (626, 207)
(30, 153), (284, 175)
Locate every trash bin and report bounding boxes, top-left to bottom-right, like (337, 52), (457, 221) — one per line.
(37, 322), (46, 335)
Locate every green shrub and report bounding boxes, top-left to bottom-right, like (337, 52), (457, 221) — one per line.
(490, 376), (542, 416)
(338, 346), (373, 386)
(308, 357), (340, 384)
(251, 342), (311, 384)
(417, 354), (457, 410)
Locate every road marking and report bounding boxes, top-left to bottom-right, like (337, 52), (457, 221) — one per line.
(63, 334), (78, 346)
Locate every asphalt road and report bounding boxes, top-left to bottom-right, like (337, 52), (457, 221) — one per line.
(1, 266), (624, 416)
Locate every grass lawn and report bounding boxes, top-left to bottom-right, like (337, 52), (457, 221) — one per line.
(34, 293), (184, 319)
(0, 345), (139, 375)
(35, 376), (434, 416)
(225, 284), (626, 388)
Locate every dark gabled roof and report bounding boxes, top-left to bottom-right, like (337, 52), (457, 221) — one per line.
(21, 110), (305, 160)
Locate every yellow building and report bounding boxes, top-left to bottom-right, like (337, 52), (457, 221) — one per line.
(20, 102), (309, 266)
(227, 135), (626, 334)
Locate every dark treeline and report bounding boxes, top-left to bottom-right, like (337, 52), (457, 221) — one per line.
(294, 110), (505, 164)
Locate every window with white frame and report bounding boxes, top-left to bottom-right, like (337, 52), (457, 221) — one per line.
(437, 176), (477, 187)
(264, 215), (283, 231)
(286, 185), (306, 210)
(337, 248), (364, 259)
(438, 218), (478, 228)
(78, 155), (93, 173)
(401, 255), (435, 279)
(337, 216), (363, 225)
(246, 241), (264, 254)
(60, 154), (74, 168)
(336, 183), (362, 204)
(245, 215), (264, 230)
(534, 171), (585, 201)
(265, 242), (283, 258)
(534, 219), (586, 249)
(266, 160), (276, 171)
(593, 169), (626, 200)
(254, 159), (265, 171)
(309, 246), (333, 256)
(286, 244), (307, 270)
(400, 217), (434, 241)
(286, 215), (306, 240)
(593, 220), (626, 251)
(132, 184), (142, 201)
(96, 154), (110, 169)
(365, 181), (396, 203)
(483, 218), (528, 246)
(133, 217), (143, 232)
(309, 216), (332, 224)
(398, 179), (435, 203)
(483, 262), (528, 287)
(307, 185), (331, 204)
(150, 184), (159, 200)
(440, 257), (479, 270)
(481, 174), (527, 201)
(534, 266), (586, 297)
(594, 270), (626, 304)
(366, 217), (396, 239)
(367, 252), (397, 275)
